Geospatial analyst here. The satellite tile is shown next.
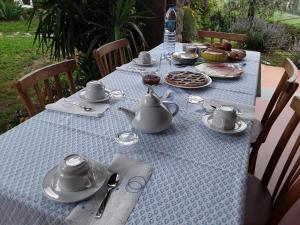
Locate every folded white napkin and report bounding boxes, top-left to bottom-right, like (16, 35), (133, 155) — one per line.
(46, 98), (109, 117)
(204, 98), (256, 121)
(116, 62), (157, 73)
(66, 154), (153, 225)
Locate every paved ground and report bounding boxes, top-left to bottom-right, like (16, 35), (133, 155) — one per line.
(254, 64), (300, 224)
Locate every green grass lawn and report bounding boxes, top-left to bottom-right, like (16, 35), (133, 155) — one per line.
(0, 19), (39, 34)
(261, 50), (293, 66)
(0, 19), (48, 134)
(271, 12), (300, 28)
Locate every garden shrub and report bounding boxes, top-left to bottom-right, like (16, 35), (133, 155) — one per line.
(182, 6), (197, 42)
(283, 23), (300, 42)
(20, 7), (33, 20)
(0, 0), (22, 21)
(30, 0), (151, 83)
(207, 10), (236, 32)
(289, 40), (300, 68)
(189, 0), (217, 30)
(230, 17), (291, 52)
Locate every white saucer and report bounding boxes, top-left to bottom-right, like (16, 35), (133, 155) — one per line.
(133, 58), (157, 66)
(202, 114), (247, 134)
(79, 90), (110, 103)
(42, 160), (108, 203)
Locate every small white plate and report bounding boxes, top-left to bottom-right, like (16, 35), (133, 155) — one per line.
(79, 90), (110, 103)
(42, 160), (108, 203)
(202, 113), (247, 134)
(133, 58), (157, 67)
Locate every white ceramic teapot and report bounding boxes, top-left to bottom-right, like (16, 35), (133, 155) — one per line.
(118, 89), (179, 133)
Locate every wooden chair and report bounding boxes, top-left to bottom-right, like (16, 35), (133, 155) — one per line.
(15, 59), (76, 117)
(245, 95), (300, 225)
(249, 58), (299, 174)
(93, 39), (130, 77)
(198, 30), (247, 48)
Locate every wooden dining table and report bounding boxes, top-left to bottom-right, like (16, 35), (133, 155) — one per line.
(0, 43), (260, 225)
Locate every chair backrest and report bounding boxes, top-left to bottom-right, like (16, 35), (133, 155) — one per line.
(198, 30), (247, 48)
(93, 39), (129, 77)
(261, 58), (299, 126)
(15, 59), (76, 117)
(260, 96), (300, 225)
(249, 58), (299, 173)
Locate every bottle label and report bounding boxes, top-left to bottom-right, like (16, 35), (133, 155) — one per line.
(165, 20), (176, 32)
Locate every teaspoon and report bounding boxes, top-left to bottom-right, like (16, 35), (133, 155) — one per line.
(64, 99), (93, 112)
(71, 102), (93, 112)
(95, 173), (120, 218)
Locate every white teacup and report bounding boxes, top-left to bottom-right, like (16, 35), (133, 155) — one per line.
(56, 154), (93, 192)
(185, 45), (197, 54)
(85, 81), (105, 100)
(211, 105), (237, 130)
(138, 51), (152, 64)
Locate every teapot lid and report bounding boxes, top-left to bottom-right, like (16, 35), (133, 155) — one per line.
(141, 89), (161, 106)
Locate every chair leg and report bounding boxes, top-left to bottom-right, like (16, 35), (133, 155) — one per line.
(248, 142), (262, 174)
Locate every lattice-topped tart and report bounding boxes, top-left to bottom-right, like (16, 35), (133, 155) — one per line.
(164, 71), (212, 89)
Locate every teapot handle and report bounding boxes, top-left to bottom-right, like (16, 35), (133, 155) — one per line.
(163, 101), (179, 117)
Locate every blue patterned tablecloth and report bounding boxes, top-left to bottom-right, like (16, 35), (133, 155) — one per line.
(0, 43), (260, 225)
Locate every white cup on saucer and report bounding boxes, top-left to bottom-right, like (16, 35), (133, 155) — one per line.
(85, 81), (106, 100)
(211, 105), (237, 130)
(56, 154), (94, 192)
(138, 51), (152, 64)
(185, 45), (197, 54)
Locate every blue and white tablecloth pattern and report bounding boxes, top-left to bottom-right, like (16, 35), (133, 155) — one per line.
(0, 43), (260, 225)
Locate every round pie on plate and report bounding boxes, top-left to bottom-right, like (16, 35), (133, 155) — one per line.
(164, 71), (212, 89)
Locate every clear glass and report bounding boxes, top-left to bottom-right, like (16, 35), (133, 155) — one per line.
(186, 95), (205, 113)
(109, 89), (125, 99)
(142, 71), (161, 86)
(187, 95), (204, 104)
(115, 131), (139, 146)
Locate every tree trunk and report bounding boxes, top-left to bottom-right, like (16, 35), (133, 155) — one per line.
(203, 0), (208, 10)
(248, 0), (256, 18)
(176, 0), (185, 42)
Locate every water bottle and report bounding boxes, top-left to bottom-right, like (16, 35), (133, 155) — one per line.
(164, 5), (177, 55)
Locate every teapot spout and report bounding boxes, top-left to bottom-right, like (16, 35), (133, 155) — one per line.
(118, 107), (135, 121)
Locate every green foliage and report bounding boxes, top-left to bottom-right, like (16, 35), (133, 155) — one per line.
(269, 12), (300, 41)
(223, 0), (286, 19)
(20, 7), (33, 20)
(230, 17), (291, 52)
(207, 10), (236, 32)
(0, 0), (22, 21)
(289, 40), (300, 68)
(190, 0), (288, 33)
(286, 0), (299, 14)
(31, 0), (109, 60)
(189, 0), (217, 29)
(182, 6), (197, 42)
(30, 0), (150, 82)
(112, 0), (149, 55)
